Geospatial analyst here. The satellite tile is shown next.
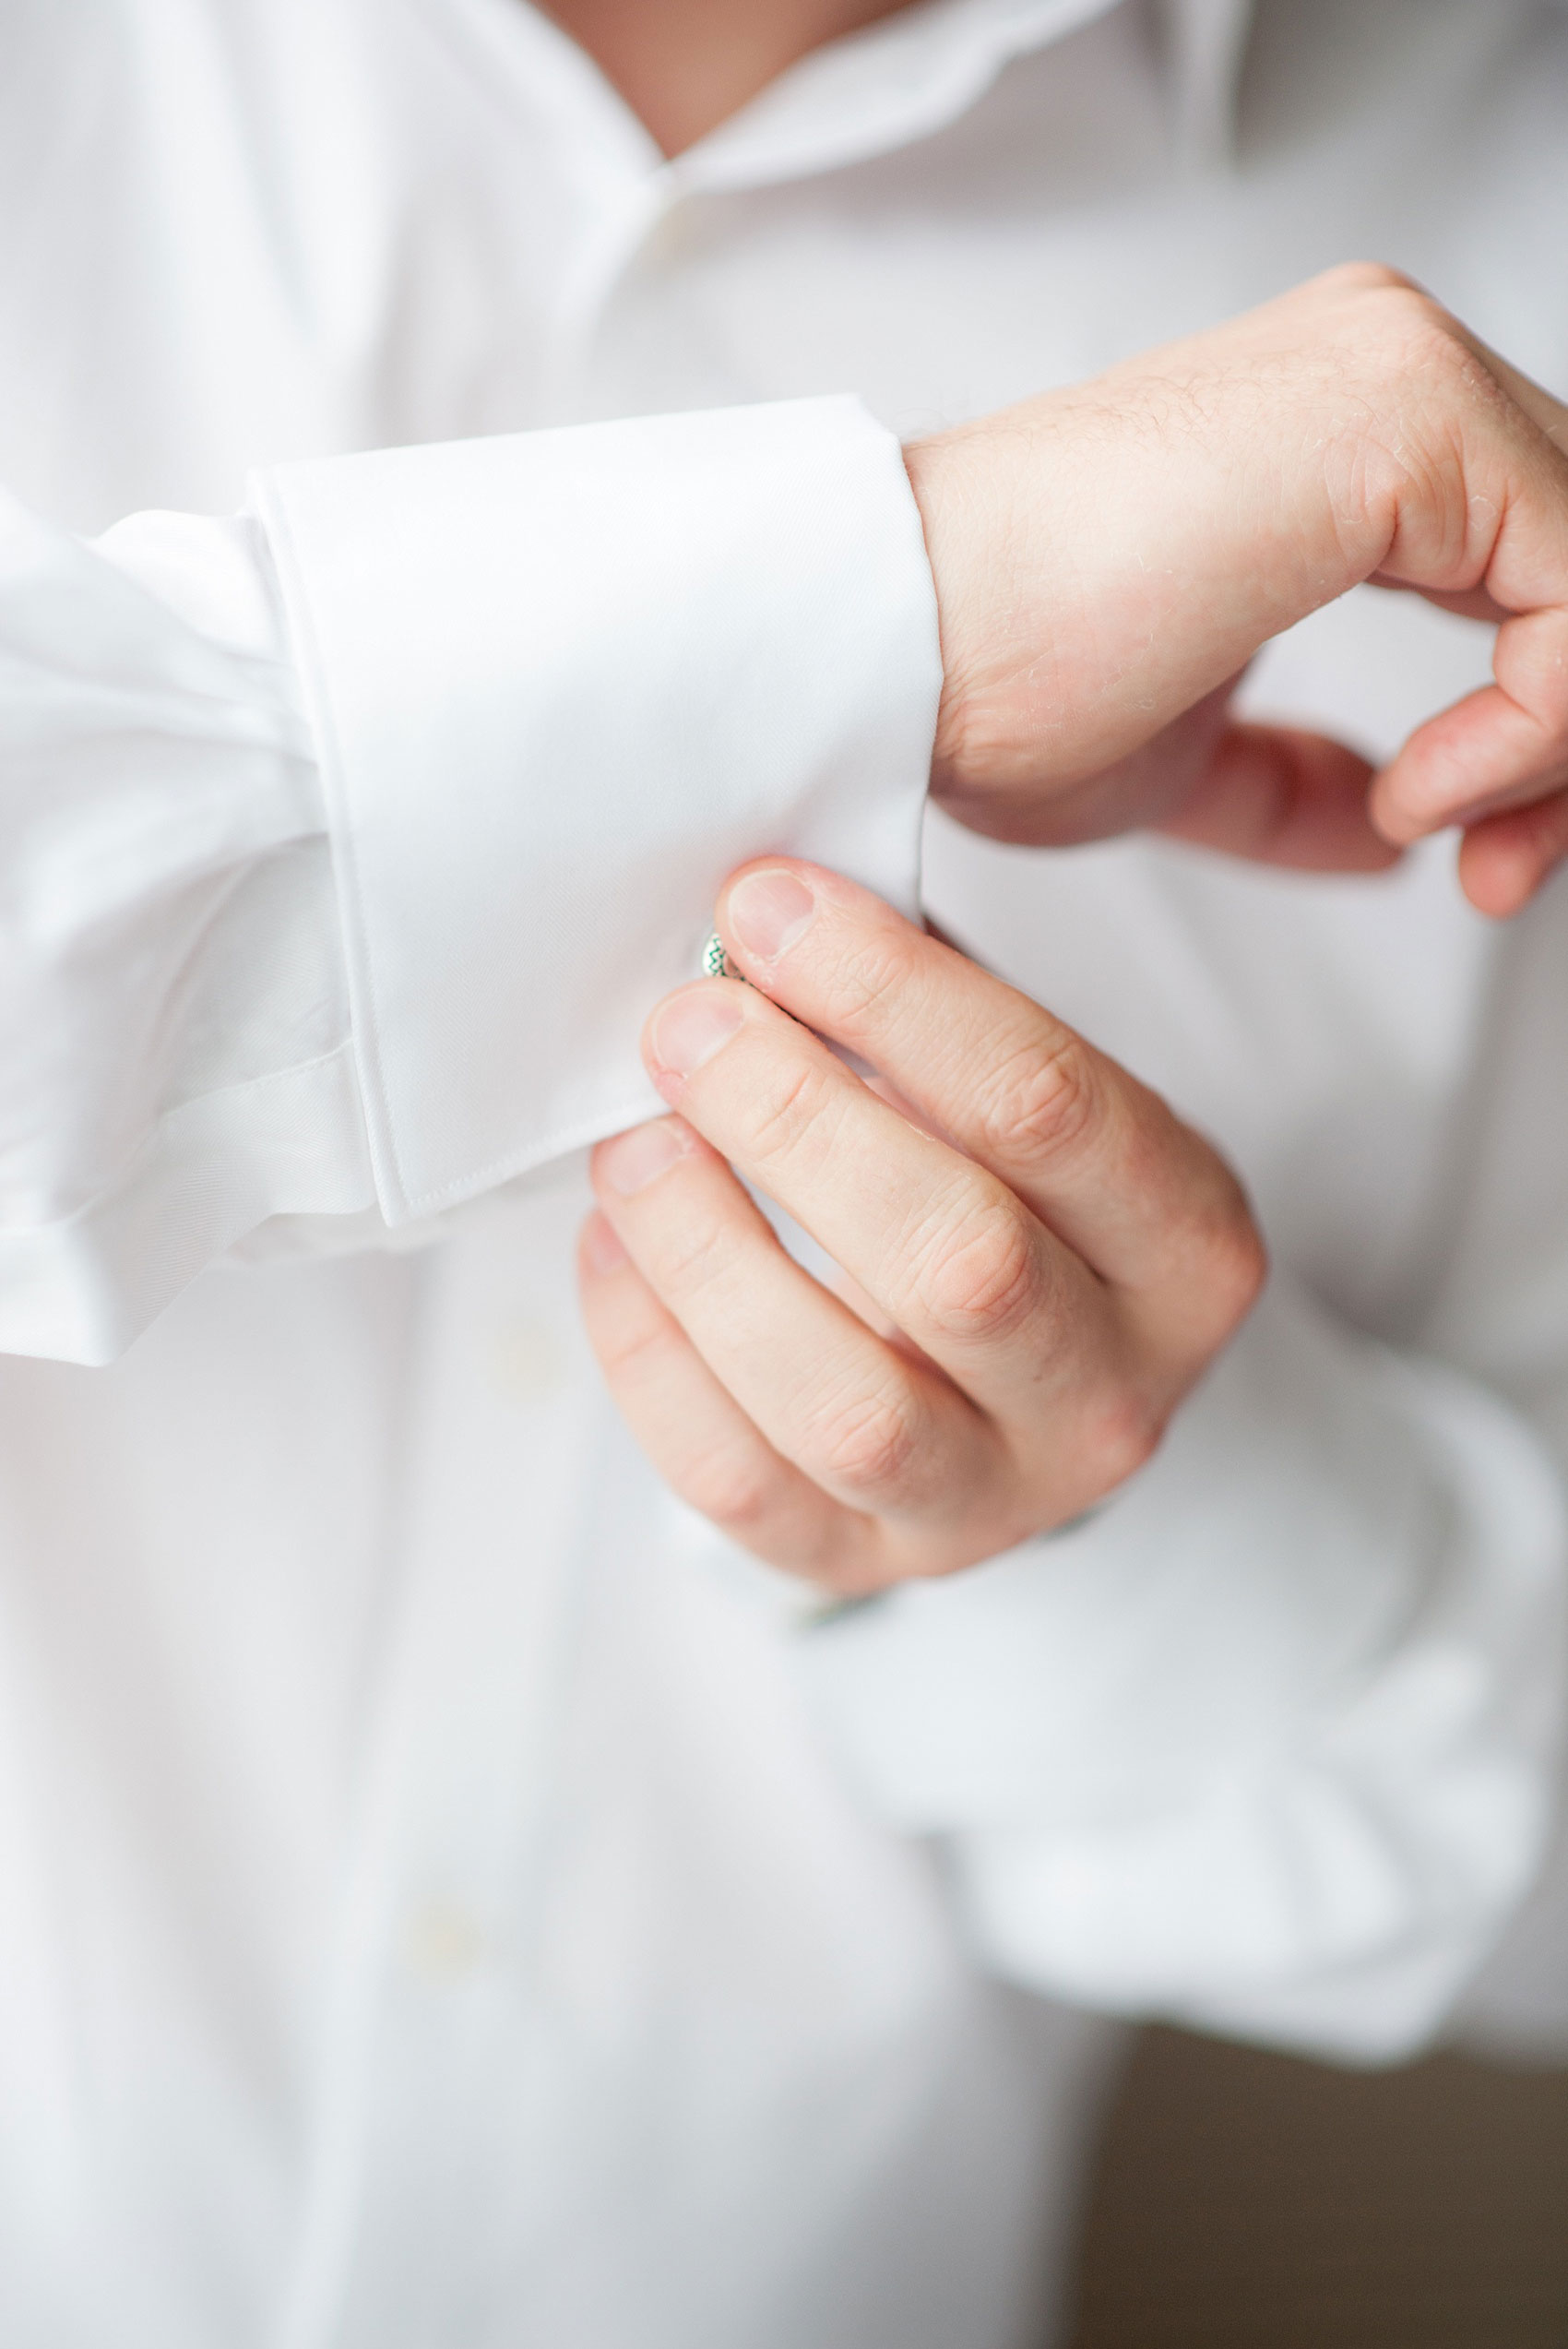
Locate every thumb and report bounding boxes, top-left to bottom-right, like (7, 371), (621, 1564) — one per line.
(1158, 722), (1399, 875)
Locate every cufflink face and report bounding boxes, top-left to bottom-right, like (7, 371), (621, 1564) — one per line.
(702, 932), (743, 981)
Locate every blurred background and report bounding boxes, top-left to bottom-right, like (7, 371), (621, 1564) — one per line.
(1062, 2028), (1568, 2348)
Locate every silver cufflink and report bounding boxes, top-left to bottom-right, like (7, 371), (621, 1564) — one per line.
(701, 933), (745, 982)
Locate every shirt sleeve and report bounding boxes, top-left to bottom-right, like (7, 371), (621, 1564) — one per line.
(0, 399), (939, 1364)
(791, 1271), (1567, 2062)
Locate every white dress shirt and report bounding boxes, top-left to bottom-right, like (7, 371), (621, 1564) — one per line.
(2, 1), (1567, 2343)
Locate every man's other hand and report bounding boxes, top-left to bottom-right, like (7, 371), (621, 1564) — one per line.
(578, 863), (1264, 1593)
(907, 263), (1568, 916)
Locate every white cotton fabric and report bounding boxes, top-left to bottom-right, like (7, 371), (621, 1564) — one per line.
(257, 401), (935, 1220)
(0, 405), (933, 1352)
(802, 1277), (1565, 2056)
(0, 497), (369, 1360)
(1, 1), (1568, 2344)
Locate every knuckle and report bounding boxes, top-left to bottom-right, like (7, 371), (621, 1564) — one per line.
(1326, 263), (1451, 364)
(742, 1054), (837, 1165)
(1315, 268), (1467, 417)
(1321, 257), (1420, 303)
(678, 1441), (780, 1538)
(974, 1033), (1097, 1168)
(1215, 1211), (1269, 1327)
(1079, 1386), (1167, 1496)
(819, 924), (921, 1038)
(1191, 1187), (1268, 1341)
(915, 1195), (1044, 1345)
(1138, 1172), (1266, 1377)
(1365, 292), (1472, 400)
(593, 1310), (670, 1386)
(657, 1212), (741, 1299)
(814, 1387), (925, 1503)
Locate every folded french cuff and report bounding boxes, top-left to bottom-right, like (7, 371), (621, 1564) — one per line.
(793, 1276), (1567, 2057)
(0, 1044), (372, 1365)
(255, 398), (941, 1225)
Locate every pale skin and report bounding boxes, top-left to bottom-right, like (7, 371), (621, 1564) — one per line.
(580, 861), (1266, 1594)
(539, 0), (909, 158)
(908, 268), (1568, 916)
(557, 1), (1568, 1589)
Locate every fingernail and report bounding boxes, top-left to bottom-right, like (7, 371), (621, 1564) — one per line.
(598, 1118), (691, 1196)
(648, 988), (743, 1079)
(727, 868), (816, 962)
(580, 1210), (629, 1271)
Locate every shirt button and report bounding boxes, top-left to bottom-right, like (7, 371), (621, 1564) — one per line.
(489, 1317), (568, 1403)
(405, 1902), (490, 1983)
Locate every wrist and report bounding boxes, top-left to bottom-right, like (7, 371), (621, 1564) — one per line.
(902, 428), (984, 811)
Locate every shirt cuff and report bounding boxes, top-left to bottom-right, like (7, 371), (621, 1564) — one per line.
(254, 398), (940, 1224)
(793, 1275), (1567, 2057)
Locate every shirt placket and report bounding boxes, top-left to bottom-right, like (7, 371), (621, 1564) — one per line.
(276, 1193), (607, 2349)
(522, 0), (1253, 416)
(279, 2), (1262, 2334)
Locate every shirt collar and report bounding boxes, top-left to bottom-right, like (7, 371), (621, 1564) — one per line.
(680, 0), (1255, 190)
(679, 0), (1127, 190)
(444, 0), (1254, 195)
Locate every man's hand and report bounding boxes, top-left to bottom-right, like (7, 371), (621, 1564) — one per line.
(577, 862), (1264, 1593)
(907, 263), (1568, 915)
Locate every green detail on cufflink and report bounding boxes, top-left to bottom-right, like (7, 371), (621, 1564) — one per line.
(702, 932), (744, 982)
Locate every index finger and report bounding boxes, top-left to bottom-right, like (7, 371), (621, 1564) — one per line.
(711, 859), (1263, 1329)
(1369, 311), (1568, 861)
